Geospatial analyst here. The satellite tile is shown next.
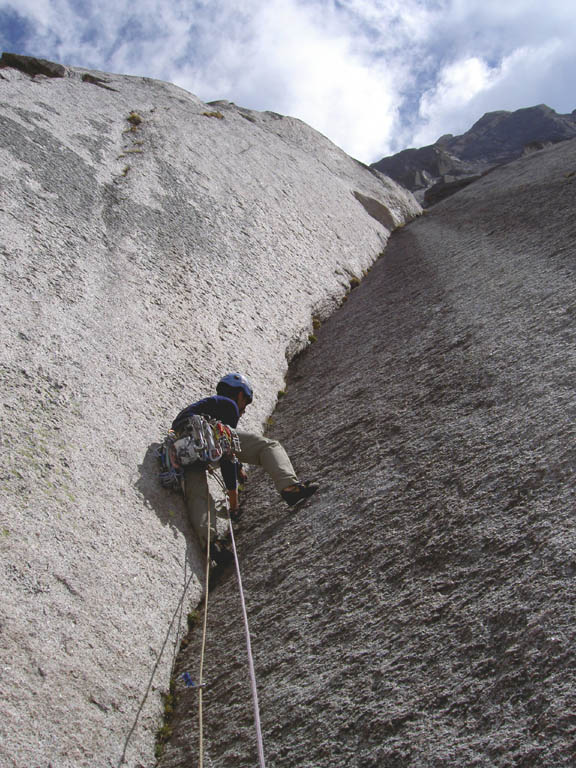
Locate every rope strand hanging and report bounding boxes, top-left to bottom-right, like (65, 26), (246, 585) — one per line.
(196, 501), (212, 768)
(192, 472), (267, 768)
(227, 506), (267, 768)
(213, 471), (267, 768)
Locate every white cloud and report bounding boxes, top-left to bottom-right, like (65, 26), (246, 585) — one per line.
(412, 36), (575, 147)
(172, 0), (403, 161)
(2, 0), (576, 161)
(413, 57), (500, 145)
(2, 0), (54, 21)
(0, 0), (414, 160)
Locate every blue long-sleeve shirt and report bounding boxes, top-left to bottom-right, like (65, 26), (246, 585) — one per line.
(171, 395), (240, 490)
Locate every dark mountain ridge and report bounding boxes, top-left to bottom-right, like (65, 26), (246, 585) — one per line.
(372, 104), (576, 204)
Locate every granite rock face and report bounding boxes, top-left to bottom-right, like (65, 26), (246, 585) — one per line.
(373, 104), (576, 204)
(0, 60), (419, 768)
(161, 139), (576, 766)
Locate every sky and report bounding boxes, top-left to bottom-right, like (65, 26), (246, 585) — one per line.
(1, 0), (576, 163)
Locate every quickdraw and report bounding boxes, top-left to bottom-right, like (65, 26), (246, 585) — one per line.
(157, 415), (241, 491)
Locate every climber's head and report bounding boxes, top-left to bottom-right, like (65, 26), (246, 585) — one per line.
(216, 373), (254, 413)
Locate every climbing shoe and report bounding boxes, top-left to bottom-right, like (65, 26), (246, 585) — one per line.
(281, 480), (319, 507)
(209, 541), (234, 568)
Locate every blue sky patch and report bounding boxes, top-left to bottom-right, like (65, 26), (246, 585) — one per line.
(0, 9), (35, 55)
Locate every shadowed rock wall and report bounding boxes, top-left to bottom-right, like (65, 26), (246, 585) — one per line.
(0, 60), (419, 768)
(162, 139), (576, 766)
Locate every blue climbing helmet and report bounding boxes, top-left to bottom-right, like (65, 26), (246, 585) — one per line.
(216, 372), (254, 403)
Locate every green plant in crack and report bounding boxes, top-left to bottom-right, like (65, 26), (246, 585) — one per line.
(127, 111), (142, 129)
(187, 610), (199, 631)
(154, 677), (177, 760)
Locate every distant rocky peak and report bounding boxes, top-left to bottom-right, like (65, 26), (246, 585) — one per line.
(372, 103), (576, 206)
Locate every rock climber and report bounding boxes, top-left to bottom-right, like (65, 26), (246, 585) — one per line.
(171, 372), (318, 564)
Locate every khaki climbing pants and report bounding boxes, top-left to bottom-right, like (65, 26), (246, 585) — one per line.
(183, 431), (298, 549)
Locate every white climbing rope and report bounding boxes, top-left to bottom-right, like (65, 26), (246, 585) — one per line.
(193, 472), (266, 767)
(210, 470), (267, 767)
(227, 507), (267, 768)
(197, 502), (212, 768)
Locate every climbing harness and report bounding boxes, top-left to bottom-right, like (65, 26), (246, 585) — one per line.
(174, 414), (240, 466)
(158, 416), (241, 491)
